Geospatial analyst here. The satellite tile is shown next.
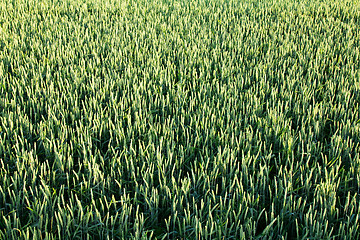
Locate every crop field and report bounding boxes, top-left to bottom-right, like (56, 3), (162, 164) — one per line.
(0, 0), (360, 239)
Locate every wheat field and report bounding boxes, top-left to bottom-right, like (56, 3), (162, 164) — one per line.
(0, 0), (360, 239)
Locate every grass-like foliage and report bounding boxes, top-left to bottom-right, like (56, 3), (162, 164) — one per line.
(0, 0), (360, 239)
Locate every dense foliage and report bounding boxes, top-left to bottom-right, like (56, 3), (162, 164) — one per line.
(0, 0), (359, 239)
